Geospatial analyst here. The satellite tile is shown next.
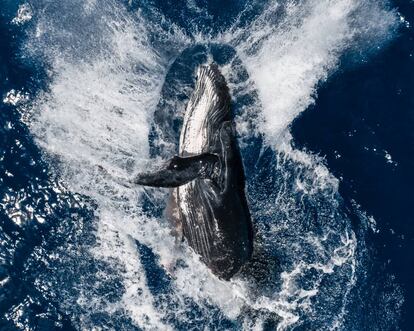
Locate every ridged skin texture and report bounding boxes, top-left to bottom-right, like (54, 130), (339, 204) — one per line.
(173, 63), (253, 280)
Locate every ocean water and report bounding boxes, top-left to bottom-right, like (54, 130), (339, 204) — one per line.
(0, 0), (412, 330)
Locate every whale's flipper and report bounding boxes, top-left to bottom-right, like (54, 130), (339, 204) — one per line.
(133, 153), (219, 188)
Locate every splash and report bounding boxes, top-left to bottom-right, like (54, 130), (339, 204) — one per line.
(3, 89), (29, 106)
(222, 0), (397, 147)
(16, 0), (401, 329)
(11, 3), (33, 25)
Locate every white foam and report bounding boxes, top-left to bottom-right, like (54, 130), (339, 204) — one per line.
(91, 209), (172, 330)
(222, 0), (397, 148)
(3, 89), (29, 106)
(25, 0), (189, 327)
(11, 3), (33, 25)
(22, 0), (399, 329)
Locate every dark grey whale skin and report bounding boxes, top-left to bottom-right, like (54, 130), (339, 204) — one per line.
(135, 64), (253, 280)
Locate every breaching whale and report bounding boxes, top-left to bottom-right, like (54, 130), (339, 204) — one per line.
(134, 63), (253, 280)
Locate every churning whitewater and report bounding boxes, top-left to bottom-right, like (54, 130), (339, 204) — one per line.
(1, 0), (404, 330)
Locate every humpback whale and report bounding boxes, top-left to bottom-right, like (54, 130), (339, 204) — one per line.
(134, 63), (253, 280)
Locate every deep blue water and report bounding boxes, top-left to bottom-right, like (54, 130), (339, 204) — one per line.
(292, 6), (414, 328)
(0, 0), (413, 330)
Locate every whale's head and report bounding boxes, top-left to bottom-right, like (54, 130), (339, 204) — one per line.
(179, 63), (232, 155)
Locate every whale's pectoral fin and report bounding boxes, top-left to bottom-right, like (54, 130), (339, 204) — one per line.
(132, 153), (219, 188)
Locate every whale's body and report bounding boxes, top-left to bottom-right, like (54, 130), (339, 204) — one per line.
(135, 64), (253, 279)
